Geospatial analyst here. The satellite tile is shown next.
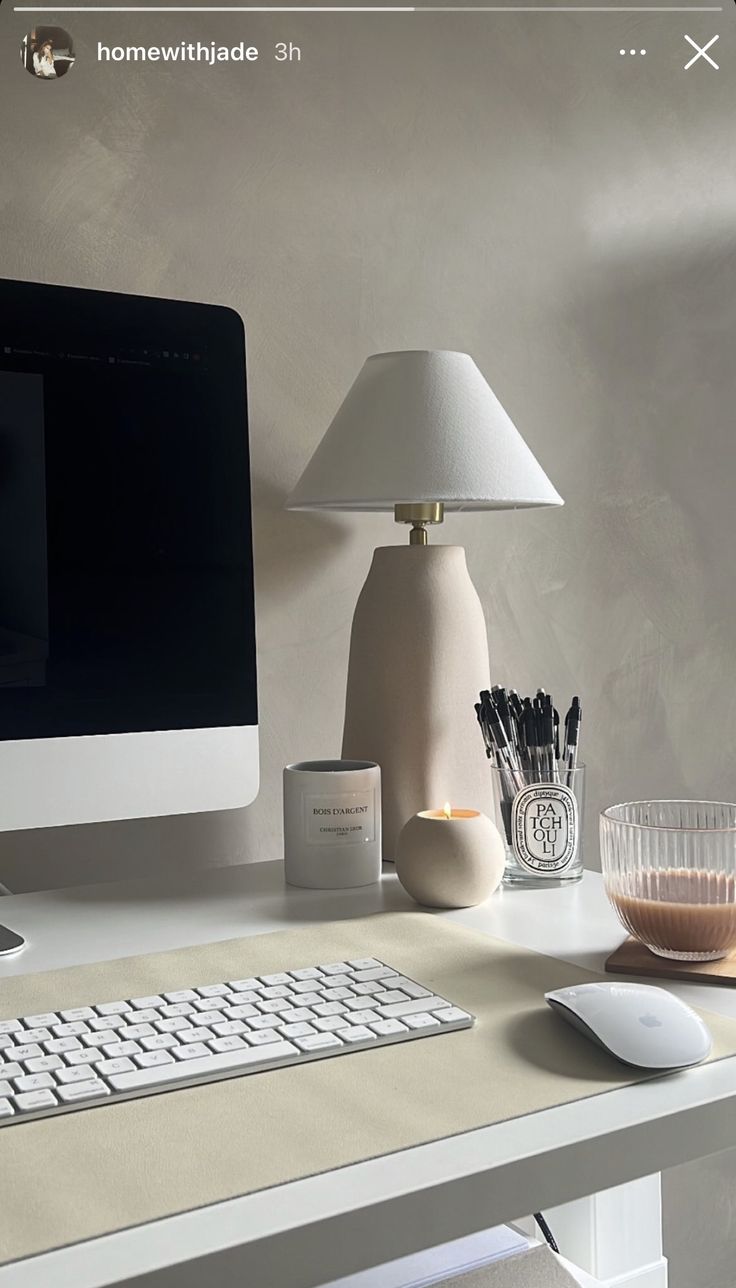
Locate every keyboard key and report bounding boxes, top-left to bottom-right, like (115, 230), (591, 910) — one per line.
(95, 1001), (130, 1016)
(175, 1043), (210, 1060)
(293, 1033), (344, 1052)
(321, 987), (352, 1001)
(436, 1007), (472, 1024)
(257, 999), (292, 1015)
(209, 1035), (247, 1053)
(351, 967), (398, 983)
(0, 1035), (15, 1051)
(22, 1013), (59, 1029)
(404, 1013), (440, 1030)
(313, 1002), (347, 1017)
(196, 984), (231, 998)
(53, 1020), (93, 1037)
(14, 1089), (58, 1112)
(124, 1008), (160, 1024)
(103, 1040), (143, 1058)
(0, 1020), (22, 1035)
(280, 1022), (317, 1039)
(319, 963), (350, 975)
(108, 1040), (300, 1092)
(0, 1080), (14, 1097)
(0, 1098), (14, 1118)
(88, 1014), (127, 1032)
(45, 1037), (82, 1054)
(227, 978), (261, 992)
(289, 979), (322, 994)
(227, 991), (259, 1005)
(0, 1063), (22, 1079)
(375, 990), (409, 1006)
(22, 1027), (54, 1044)
(259, 985), (292, 999)
(282, 1007), (316, 1023)
(247, 1028), (281, 1045)
(288, 991), (322, 1007)
(96, 1057), (136, 1076)
(57, 1080), (110, 1104)
(289, 968), (322, 981)
(370, 1019), (409, 1037)
(129, 996), (165, 1010)
(22, 1009), (60, 1030)
(345, 1010), (381, 1025)
(83, 1031), (119, 1048)
(313, 1016), (347, 1033)
(338, 1026), (376, 1043)
(344, 997), (379, 1011)
(56, 1065), (98, 1084)
(67, 1048), (105, 1065)
(347, 958), (382, 970)
(155, 1017), (193, 1034)
(159, 1002), (195, 1018)
(185, 1026), (214, 1043)
(140, 1034), (178, 1052)
(135, 1050), (175, 1068)
(260, 973), (292, 986)
(59, 1007), (95, 1022)
(25, 1055), (63, 1074)
(350, 968), (397, 984)
(13, 1044), (43, 1062)
(210, 1020), (246, 1037)
(390, 978), (432, 999)
(163, 990), (198, 1003)
(119, 1023), (155, 1041)
(193, 998), (226, 1013)
(378, 996), (449, 1019)
(224, 1004), (258, 1021)
(15, 1073), (57, 1093)
(249, 1013), (281, 1029)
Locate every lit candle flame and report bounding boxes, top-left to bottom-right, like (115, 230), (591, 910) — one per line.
(443, 801), (452, 820)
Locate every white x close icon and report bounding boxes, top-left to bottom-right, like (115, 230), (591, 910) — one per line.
(684, 33), (720, 70)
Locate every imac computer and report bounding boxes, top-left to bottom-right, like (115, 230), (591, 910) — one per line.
(0, 278), (258, 951)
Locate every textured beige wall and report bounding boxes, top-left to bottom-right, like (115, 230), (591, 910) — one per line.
(0, 8), (734, 1282)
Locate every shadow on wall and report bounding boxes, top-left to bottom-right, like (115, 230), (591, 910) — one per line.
(568, 238), (736, 805)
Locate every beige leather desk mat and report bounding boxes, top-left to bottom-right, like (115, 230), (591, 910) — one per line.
(2, 911), (736, 1266)
(436, 1245), (579, 1288)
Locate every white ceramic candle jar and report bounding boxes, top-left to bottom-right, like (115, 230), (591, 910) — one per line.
(283, 759), (381, 889)
(396, 805), (505, 908)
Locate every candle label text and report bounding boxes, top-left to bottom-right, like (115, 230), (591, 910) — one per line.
(305, 790), (376, 846)
(511, 784), (578, 874)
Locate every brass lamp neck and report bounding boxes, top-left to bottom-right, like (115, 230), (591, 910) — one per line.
(394, 502), (445, 545)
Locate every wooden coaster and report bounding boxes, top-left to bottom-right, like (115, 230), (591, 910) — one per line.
(605, 936), (736, 986)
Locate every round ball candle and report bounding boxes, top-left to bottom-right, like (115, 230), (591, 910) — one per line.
(396, 803), (505, 909)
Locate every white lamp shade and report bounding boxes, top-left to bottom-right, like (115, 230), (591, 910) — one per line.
(287, 350), (563, 512)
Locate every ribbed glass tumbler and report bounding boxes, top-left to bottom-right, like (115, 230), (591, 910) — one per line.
(600, 801), (736, 962)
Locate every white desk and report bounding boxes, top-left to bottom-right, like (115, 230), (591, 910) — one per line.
(2, 864), (736, 1288)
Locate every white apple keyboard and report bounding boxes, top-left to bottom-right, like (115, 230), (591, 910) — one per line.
(0, 957), (474, 1126)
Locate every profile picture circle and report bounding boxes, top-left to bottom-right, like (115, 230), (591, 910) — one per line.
(21, 28), (76, 80)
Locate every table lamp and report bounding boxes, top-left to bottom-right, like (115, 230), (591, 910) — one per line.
(287, 350), (563, 860)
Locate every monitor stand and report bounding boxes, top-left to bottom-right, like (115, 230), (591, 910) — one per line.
(0, 924), (26, 955)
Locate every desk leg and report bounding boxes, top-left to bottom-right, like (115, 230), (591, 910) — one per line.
(540, 1173), (668, 1288)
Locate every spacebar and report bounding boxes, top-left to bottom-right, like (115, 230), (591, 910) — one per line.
(108, 1041), (301, 1091)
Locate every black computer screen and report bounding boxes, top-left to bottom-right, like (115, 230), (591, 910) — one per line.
(0, 279), (257, 740)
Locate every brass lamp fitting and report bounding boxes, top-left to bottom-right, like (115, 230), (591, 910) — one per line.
(394, 502), (445, 545)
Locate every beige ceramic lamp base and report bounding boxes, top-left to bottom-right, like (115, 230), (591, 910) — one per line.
(341, 543), (493, 862)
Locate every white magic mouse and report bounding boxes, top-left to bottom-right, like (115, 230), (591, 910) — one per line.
(545, 981), (712, 1070)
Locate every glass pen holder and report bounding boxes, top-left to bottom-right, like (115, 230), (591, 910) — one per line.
(488, 764), (585, 887)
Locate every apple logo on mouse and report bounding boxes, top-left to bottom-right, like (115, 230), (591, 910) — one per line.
(639, 1013), (663, 1028)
